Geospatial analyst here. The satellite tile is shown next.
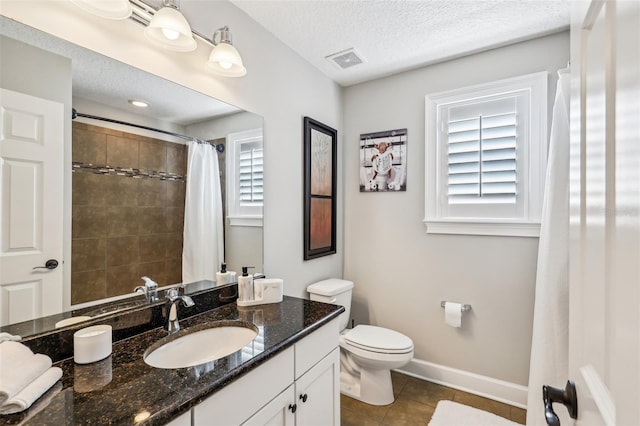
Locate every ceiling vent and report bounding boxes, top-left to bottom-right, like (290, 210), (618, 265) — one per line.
(326, 48), (365, 70)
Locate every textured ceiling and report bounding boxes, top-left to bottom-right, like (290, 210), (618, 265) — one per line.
(231, 0), (570, 86)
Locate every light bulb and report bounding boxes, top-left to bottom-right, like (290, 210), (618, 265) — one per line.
(162, 28), (180, 40)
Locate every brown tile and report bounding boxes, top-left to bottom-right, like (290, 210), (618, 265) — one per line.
(72, 238), (106, 272)
(72, 173), (106, 206)
(165, 233), (183, 259)
(391, 371), (410, 398)
(103, 175), (139, 207)
(382, 396), (434, 426)
(72, 205), (106, 239)
(107, 236), (139, 267)
(139, 234), (167, 263)
(167, 144), (187, 176)
(165, 258), (182, 285)
(138, 207), (166, 235)
(139, 139), (167, 172)
(510, 406), (527, 424)
(138, 261), (167, 286)
(105, 206), (139, 237)
(453, 392), (512, 419)
(399, 377), (455, 407)
(72, 122), (87, 131)
(138, 178), (166, 207)
(73, 127), (106, 164)
(106, 263), (140, 297)
(166, 207), (184, 233)
(106, 134), (138, 168)
(340, 395), (391, 421)
(341, 406), (381, 426)
(71, 269), (107, 305)
(166, 180), (185, 207)
(86, 123), (122, 137)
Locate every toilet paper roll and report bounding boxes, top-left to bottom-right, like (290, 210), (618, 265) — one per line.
(445, 302), (462, 328)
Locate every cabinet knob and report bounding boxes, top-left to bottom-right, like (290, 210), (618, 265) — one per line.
(288, 403), (297, 413)
(299, 393), (308, 403)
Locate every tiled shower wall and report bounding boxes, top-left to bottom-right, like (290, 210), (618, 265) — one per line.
(71, 122), (187, 305)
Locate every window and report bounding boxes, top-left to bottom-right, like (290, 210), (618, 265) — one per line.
(227, 128), (263, 227)
(424, 72), (548, 237)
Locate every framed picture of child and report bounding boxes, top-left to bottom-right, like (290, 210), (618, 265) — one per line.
(360, 129), (407, 192)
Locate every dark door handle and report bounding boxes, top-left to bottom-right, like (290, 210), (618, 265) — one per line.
(299, 393), (308, 403)
(543, 380), (578, 426)
(288, 403), (297, 413)
(33, 259), (59, 270)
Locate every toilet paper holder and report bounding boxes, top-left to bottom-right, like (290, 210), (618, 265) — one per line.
(440, 301), (472, 312)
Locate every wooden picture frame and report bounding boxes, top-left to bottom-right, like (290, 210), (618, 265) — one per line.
(303, 117), (337, 260)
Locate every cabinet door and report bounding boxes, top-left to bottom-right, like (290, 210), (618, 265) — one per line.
(295, 347), (340, 426)
(243, 385), (295, 426)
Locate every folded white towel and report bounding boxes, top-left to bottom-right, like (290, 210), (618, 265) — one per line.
(0, 367), (63, 414)
(0, 332), (21, 343)
(0, 342), (52, 405)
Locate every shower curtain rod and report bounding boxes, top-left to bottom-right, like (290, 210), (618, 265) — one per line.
(72, 109), (224, 153)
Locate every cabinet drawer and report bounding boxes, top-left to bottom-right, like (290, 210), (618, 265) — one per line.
(295, 318), (339, 379)
(193, 346), (294, 425)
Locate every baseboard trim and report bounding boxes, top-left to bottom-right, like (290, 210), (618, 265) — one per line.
(395, 358), (528, 409)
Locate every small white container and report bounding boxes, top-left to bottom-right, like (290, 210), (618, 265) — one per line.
(74, 325), (112, 364)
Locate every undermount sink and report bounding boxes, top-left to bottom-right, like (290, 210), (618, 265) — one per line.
(143, 320), (259, 369)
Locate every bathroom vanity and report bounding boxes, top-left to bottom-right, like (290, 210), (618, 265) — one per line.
(0, 285), (343, 425)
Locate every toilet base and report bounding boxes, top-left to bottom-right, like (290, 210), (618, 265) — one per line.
(340, 367), (395, 406)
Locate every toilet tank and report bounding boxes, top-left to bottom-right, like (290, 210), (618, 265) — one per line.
(307, 279), (353, 331)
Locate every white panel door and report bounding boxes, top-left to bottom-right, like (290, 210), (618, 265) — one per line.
(0, 88), (64, 326)
(295, 348), (340, 426)
(568, 1), (640, 425)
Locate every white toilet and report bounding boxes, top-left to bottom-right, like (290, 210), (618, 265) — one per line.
(307, 278), (414, 406)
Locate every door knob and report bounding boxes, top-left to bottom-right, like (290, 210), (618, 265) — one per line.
(33, 259), (59, 270)
(542, 380), (578, 426)
(299, 393), (308, 403)
(288, 403), (297, 413)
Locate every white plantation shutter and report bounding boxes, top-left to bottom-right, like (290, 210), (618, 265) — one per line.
(447, 111), (518, 204)
(227, 128), (263, 226)
(424, 72), (548, 237)
(239, 142), (263, 205)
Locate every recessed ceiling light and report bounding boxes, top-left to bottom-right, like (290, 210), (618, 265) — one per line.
(128, 99), (149, 108)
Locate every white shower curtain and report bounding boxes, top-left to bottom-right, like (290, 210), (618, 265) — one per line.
(526, 68), (571, 425)
(182, 142), (224, 283)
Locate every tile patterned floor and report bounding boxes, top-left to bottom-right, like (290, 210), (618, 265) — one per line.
(341, 372), (526, 425)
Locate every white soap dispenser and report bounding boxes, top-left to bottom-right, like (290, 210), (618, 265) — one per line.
(216, 263), (236, 286)
(237, 266), (254, 304)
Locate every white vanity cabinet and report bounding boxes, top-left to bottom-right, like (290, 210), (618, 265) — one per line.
(190, 318), (340, 426)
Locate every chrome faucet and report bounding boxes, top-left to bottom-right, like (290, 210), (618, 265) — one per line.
(133, 276), (159, 303)
(165, 287), (195, 334)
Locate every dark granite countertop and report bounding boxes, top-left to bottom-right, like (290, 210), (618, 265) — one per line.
(0, 295), (343, 425)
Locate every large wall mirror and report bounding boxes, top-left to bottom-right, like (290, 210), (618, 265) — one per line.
(0, 16), (263, 336)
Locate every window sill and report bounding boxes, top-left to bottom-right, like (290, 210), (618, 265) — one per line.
(228, 216), (263, 227)
(423, 219), (540, 237)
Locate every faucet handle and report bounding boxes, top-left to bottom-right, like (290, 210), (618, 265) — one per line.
(166, 288), (179, 300)
(141, 276), (158, 289)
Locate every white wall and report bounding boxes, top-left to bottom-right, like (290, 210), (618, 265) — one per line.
(1, 0), (344, 298)
(343, 32), (569, 391)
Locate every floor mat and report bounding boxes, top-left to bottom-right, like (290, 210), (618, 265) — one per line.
(428, 400), (521, 426)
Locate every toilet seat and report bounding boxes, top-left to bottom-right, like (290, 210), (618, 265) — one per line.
(342, 325), (413, 354)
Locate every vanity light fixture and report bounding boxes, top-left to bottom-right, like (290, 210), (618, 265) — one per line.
(70, 0), (132, 20)
(207, 26), (247, 77)
(128, 99), (149, 108)
(143, 0), (196, 52)
(72, 0), (247, 77)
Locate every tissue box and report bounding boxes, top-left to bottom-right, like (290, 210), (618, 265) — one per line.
(74, 325), (112, 364)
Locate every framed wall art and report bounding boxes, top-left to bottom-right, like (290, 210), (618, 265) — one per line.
(303, 116), (337, 260)
(359, 128), (407, 192)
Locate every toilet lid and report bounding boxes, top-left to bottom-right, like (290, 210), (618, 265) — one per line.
(343, 325), (413, 354)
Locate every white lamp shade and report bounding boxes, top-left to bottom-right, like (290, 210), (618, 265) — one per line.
(144, 6), (197, 52)
(207, 42), (247, 77)
(71, 0), (132, 19)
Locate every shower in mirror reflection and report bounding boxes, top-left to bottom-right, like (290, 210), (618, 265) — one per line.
(182, 141), (224, 283)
